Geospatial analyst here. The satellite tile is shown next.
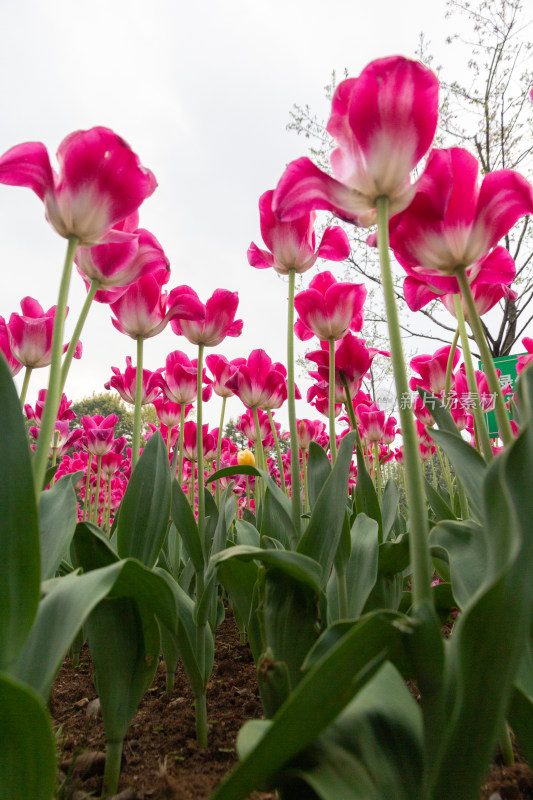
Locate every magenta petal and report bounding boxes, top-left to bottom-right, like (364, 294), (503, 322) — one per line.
(473, 247), (516, 285)
(472, 169), (533, 256)
(294, 318), (313, 341)
(247, 242), (275, 270)
(0, 141), (54, 201)
(316, 225), (350, 261)
(273, 157), (368, 224)
(403, 277), (441, 311)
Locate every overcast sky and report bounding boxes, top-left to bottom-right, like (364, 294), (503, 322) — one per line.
(0, 0), (528, 429)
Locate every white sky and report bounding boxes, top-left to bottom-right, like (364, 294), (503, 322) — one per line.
(0, 0), (527, 429)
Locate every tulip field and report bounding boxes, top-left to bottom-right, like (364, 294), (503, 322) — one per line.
(2, 55), (533, 800)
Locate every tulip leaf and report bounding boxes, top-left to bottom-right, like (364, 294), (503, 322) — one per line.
(234, 520), (260, 548)
(11, 557), (178, 702)
(215, 553), (263, 662)
(328, 514), (379, 622)
(429, 520), (486, 609)
(171, 478), (204, 572)
(307, 441), (332, 509)
(426, 429), (485, 520)
(0, 672), (56, 800)
(354, 444), (382, 540)
(117, 431), (171, 568)
(0, 355), (40, 671)
(212, 545), (323, 595)
(210, 611), (404, 800)
(377, 534), (410, 576)
(297, 432), (357, 582)
(381, 479), (400, 541)
(39, 474), (80, 580)
(260, 487), (292, 549)
(424, 479), (456, 522)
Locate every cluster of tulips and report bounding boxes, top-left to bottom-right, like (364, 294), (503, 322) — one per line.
(2, 54), (533, 800)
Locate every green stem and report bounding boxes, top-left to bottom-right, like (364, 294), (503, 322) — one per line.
(287, 269), (301, 537)
(328, 337), (337, 464)
(196, 343), (205, 533)
(19, 366), (32, 407)
(82, 454), (93, 521)
(102, 739), (123, 797)
(33, 235), (79, 497)
(456, 266), (514, 446)
(92, 455), (102, 525)
(444, 326), (460, 403)
(215, 396), (227, 505)
(267, 409), (286, 492)
(252, 406), (266, 503)
(374, 440), (382, 502)
(498, 718), (515, 766)
(453, 294), (493, 461)
(60, 278), (99, 393)
(302, 448), (309, 513)
(376, 196), (431, 609)
(177, 404), (186, 487)
(131, 335), (144, 470)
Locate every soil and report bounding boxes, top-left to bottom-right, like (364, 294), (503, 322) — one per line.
(50, 611), (533, 800)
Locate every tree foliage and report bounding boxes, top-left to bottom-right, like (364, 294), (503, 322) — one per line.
(287, 0), (533, 358)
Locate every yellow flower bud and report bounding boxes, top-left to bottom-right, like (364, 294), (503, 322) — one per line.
(237, 448), (255, 467)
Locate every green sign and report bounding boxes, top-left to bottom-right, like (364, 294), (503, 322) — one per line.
(478, 353), (525, 439)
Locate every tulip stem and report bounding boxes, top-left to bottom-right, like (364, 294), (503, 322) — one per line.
(444, 327), (460, 403)
(287, 270), (302, 537)
(196, 342), (205, 533)
(33, 234), (79, 498)
(19, 366), (32, 407)
(215, 396), (227, 505)
(453, 294), (493, 461)
(177, 404), (186, 488)
(82, 454), (93, 521)
(131, 335), (144, 470)
(328, 337), (337, 464)
(375, 196), (431, 609)
(456, 266), (514, 447)
(252, 406), (266, 501)
(267, 409), (286, 492)
(60, 278), (99, 393)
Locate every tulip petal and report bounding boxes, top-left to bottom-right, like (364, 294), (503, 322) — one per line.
(0, 142), (55, 200)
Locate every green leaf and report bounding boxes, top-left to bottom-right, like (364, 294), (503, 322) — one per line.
(427, 429), (485, 521)
(216, 554), (262, 662)
(307, 441), (332, 509)
(417, 389), (458, 435)
(297, 432), (357, 583)
(39, 474), (80, 580)
(354, 444), (382, 539)
(429, 520), (486, 609)
(328, 514), (379, 622)
(260, 488), (292, 549)
(117, 431), (171, 567)
(171, 478), (204, 572)
(381, 479), (400, 541)
(211, 612), (404, 800)
(86, 597), (160, 743)
(212, 545), (323, 595)
(377, 534), (410, 576)
(0, 672), (56, 800)
(0, 355), (40, 670)
(424, 479), (456, 522)
(11, 557), (178, 701)
(234, 520), (260, 548)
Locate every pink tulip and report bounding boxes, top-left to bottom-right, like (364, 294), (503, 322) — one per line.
(297, 419), (327, 450)
(0, 127), (156, 245)
(7, 297), (82, 368)
(0, 316), (23, 376)
(182, 421), (216, 462)
(225, 349), (288, 410)
(307, 383), (343, 419)
(382, 416), (398, 445)
(294, 271), (366, 341)
(169, 287), (243, 347)
(81, 414), (119, 457)
(409, 345), (460, 396)
(401, 247), (517, 317)
(358, 404), (386, 443)
(389, 148), (533, 277)
(516, 338), (533, 376)
(273, 56), (439, 227)
(76, 214), (170, 292)
(29, 419), (83, 458)
(247, 190), (349, 275)
(25, 389), (76, 427)
(454, 364), (508, 412)
(110, 269), (204, 339)
(306, 333), (387, 400)
(236, 408), (275, 448)
(153, 350), (208, 405)
(153, 397), (192, 427)
(205, 354), (246, 398)
(105, 356), (162, 405)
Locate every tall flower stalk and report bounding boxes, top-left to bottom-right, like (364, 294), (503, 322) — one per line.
(33, 235), (79, 496)
(287, 270), (301, 536)
(131, 335), (144, 470)
(376, 196), (432, 609)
